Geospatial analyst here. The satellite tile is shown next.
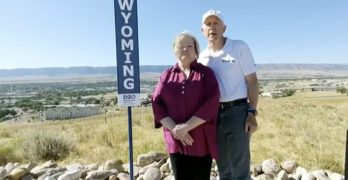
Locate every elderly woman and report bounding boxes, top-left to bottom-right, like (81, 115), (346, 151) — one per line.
(151, 32), (220, 180)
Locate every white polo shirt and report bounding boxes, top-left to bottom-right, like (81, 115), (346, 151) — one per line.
(198, 38), (257, 102)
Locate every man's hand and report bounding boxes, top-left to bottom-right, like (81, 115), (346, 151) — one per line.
(245, 113), (258, 134)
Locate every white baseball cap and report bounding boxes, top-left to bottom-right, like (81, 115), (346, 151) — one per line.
(202, 10), (224, 24)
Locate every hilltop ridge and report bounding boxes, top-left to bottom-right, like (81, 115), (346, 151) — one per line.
(0, 64), (348, 81)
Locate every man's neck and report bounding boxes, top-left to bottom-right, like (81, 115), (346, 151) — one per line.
(208, 37), (226, 53)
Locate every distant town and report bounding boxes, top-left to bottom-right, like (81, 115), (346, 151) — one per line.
(0, 64), (348, 123)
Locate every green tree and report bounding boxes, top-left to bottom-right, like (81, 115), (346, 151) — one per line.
(0, 109), (17, 122)
(336, 86), (347, 94)
(15, 98), (43, 111)
(281, 89), (296, 97)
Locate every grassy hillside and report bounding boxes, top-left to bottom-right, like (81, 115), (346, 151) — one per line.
(253, 91), (348, 173)
(0, 91), (347, 173)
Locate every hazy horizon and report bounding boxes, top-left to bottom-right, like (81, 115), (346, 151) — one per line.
(1, 62), (348, 70)
(1, 0), (347, 69)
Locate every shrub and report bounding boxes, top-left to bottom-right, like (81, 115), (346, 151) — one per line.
(0, 130), (11, 138)
(283, 89), (296, 97)
(0, 145), (21, 165)
(0, 109), (17, 121)
(21, 129), (75, 161)
(336, 86), (347, 94)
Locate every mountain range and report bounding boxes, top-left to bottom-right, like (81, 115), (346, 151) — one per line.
(0, 64), (348, 81)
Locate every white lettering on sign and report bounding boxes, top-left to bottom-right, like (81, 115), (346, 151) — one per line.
(121, 26), (133, 37)
(118, 0), (134, 11)
(121, 39), (133, 51)
(124, 78), (134, 89)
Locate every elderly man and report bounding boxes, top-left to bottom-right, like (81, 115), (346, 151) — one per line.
(198, 10), (259, 180)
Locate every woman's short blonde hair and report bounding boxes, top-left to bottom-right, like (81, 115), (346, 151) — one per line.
(172, 32), (200, 59)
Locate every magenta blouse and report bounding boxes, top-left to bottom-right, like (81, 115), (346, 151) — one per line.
(151, 60), (220, 158)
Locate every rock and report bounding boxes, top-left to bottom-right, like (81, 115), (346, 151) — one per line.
(311, 170), (329, 180)
(80, 169), (89, 179)
(277, 170), (288, 180)
(166, 158), (172, 170)
(57, 169), (82, 180)
(8, 167), (29, 180)
(0, 155), (344, 180)
(288, 173), (301, 180)
(160, 162), (170, 174)
(163, 175), (175, 180)
(328, 172), (344, 180)
(122, 163), (140, 177)
(45, 167), (67, 176)
(117, 172), (130, 180)
(143, 167), (161, 180)
(49, 172), (65, 179)
(280, 160), (297, 174)
(210, 171), (218, 177)
(39, 167), (66, 179)
(109, 175), (118, 180)
(0, 167), (7, 179)
(85, 170), (116, 180)
(140, 161), (163, 175)
(147, 162), (161, 168)
(301, 173), (315, 180)
(210, 175), (218, 180)
(262, 159), (280, 174)
(40, 161), (57, 169)
(103, 160), (124, 172)
(255, 173), (275, 180)
(5, 163), (15, 175)
(137, 154), (154, 167)
(139, 166), (150, 175)
(324, 170), (333, 178)
(31, 161), (57, 176)
(137, 152), (168, 167)
(65, 163), (84, 171)
(295, 166), (307, 176)
(20, 174), (36, 180)
(20, 162), (37, 171)
(136, 174), (144, 180)
(44, 177), (57, 180)
(147, 152), (168, 162)
(251, 164), (263, 177)
(32, 168), (50, 178)
(85, 164), (99, 171)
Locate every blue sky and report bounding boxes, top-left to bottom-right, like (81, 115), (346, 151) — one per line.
(0, 0), (347, 69)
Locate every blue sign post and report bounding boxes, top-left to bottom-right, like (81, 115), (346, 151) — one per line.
(114, 0), (140, 179)
(345, 130), (347, 179)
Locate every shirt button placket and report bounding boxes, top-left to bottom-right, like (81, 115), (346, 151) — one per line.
(182, 81), (185, 94)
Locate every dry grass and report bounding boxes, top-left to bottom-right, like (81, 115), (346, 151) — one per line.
(0, 91), (347, 173)
(253, 91), (348, 173)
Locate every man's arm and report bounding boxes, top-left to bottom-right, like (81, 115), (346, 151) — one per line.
(245, 72), (259, 133)
(246, 72), (259, 109)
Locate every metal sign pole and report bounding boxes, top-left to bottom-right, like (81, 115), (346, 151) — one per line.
(128, 106), (134, 179)
(345, 130), (347, 179)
